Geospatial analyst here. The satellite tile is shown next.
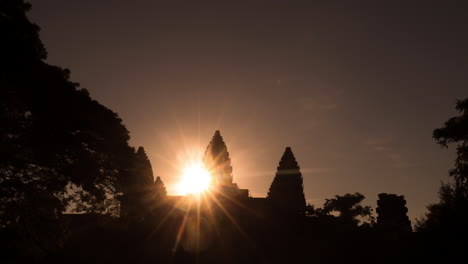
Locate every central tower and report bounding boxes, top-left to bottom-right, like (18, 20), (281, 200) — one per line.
(203, 130), (236, 194)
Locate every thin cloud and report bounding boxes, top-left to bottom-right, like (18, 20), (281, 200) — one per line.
(365, 137), (412, 169)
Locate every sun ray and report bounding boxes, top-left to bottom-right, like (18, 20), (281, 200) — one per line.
(204, 191), (250, 241)
(172, 198), (193, 253)
(177, 162), (212, 195)
(199, 193), (222, 241)
(211, 188), (259, 217)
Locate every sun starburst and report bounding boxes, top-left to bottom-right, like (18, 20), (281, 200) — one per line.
(177, 162), (212, 195)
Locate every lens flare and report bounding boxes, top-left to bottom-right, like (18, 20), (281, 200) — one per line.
(177, 162), (211, 194)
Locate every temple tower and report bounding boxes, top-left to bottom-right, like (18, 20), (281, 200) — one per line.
(268, 147), (306, 215)
(376, 193), (412, 233)
(203, 130), (236, 194)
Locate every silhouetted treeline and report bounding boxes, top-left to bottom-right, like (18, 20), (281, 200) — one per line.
(1, 1), (467, 263)
(413, 98), (468, 262)
(1, 0), (156, 260)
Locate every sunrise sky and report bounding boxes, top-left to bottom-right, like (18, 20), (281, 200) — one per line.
(27, 0), (468, 220)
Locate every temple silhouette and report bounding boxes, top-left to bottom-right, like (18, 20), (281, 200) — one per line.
(3, 1), (464, 261)
(157, 130), (307, 218)
(121, 130), (412, 228)
(126, 130), (413, 262)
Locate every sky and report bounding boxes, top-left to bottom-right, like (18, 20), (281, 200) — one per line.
(27, 0), (468, 221)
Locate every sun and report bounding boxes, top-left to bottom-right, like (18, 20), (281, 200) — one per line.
(177, 162), (212, 195)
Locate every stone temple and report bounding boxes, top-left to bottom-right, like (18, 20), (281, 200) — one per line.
(164, 130), (307, 217)
(203, 130), (249, 199)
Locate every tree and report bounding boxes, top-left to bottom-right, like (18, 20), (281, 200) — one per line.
(417, 98), (468, 232)
(322, 193), (373, 226)
(0, 2), (162, 260)
(267, 147), (306, 215)
(0, 0), (149, 229)
(415, 183), (456, 231)
(433, 98), (468, 196)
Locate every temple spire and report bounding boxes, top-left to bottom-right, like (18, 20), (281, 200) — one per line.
(277, 147), (300, 170)
(203, 130), (233, 189)
(268, 147), (306, 215)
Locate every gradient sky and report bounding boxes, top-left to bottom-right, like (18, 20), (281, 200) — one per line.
(27, 0), (468, 221)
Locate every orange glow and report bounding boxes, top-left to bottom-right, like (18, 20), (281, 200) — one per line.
(177, 162), (212, 194)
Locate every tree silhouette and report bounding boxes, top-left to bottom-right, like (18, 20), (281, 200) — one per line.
(0, 0), (146, 229)
(418, 98), (468, 232)
(322, 193), (373, 226)
(433, 98), (468, 196)
(376, 193), (411, 233)
(1, 0), (56, 229)
(267, 147), (306, 215)
(415, 183), (454, 232)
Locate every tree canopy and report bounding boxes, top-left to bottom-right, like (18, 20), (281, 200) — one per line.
(417, 98), (468, 232)
(433, 98), (468, 194)
(0, 0), (155, 230)
(322, 193), (373, 226)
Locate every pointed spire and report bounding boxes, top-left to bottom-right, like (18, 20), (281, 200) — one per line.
(136, 146), (147, 157)
(277, 147), (300, 171)
(203, 130), (233, 188)
(268, 147), (306, 215)
(153, 176), (167, 199)
(134, 146), (154, 184)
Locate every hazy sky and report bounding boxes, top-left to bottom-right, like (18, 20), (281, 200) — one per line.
(28, 0), (468, 220)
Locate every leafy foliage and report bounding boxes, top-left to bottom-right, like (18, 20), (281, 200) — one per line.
(0, 0), (154, 230)
(322, 193), (374, 226)
(433, 98), (468, 194)
(417, 98), (468, 232)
